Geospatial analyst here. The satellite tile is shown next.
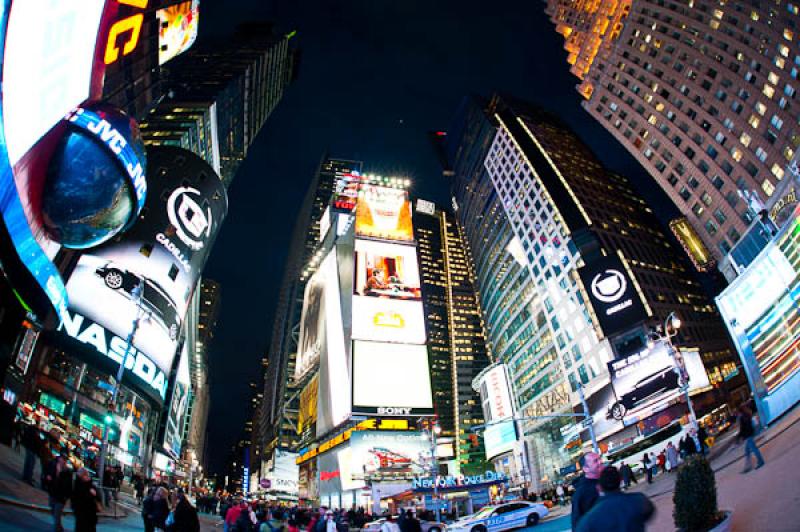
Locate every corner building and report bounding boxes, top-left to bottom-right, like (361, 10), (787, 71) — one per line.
(548, 0), (800, 262)
(447, 95), (743, 490)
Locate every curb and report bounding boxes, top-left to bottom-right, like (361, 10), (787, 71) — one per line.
(0, 493), (128, 519)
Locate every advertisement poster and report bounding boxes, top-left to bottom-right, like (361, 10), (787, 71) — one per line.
(163, 342), (191, 459)
(266, 449), (299, 496)
(157, 1), (200, 65)
(351, 340), (433, 415)
(295, 264), (328, 380)
(483, 420), (516, 460)
(355, 185), (413, 242)
(607, 344), (710, 425)
(478, 365), (514, 422)
(351, 296), (426, 345)
(353, 239), (421, 299)
(333, 431), (430, 488)
(63, 146), (227, 403)
(297, 374), (319, 434)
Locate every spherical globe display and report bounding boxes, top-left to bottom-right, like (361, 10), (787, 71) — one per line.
(41, 103), (146, 249)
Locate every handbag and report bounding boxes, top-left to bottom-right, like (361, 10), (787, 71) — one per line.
(166, 511), (175, 527)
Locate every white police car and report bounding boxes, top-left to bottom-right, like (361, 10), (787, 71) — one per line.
(448, 501), (549, 531)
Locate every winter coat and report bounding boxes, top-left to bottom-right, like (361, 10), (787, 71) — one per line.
(570, 475), (599, 530)
(575, 491), (655, 532)
(71, 477), (100, 532)
(172, 498), (201, 532)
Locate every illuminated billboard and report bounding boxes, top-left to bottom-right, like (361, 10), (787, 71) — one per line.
(315, 251), (350, 437)
(607, 344), (711, 426)
(478, 365), (514, 422)
(62, 146), (227, 403)
(717, 213), (800, 424)
(355, 185), (413, 241)
(354, 239), (420, 299)
(351, 340), (433, 416)
(298, 374), (319, 434)
(157, 0), (200, 65)
(670, 217), (715, 272)
(483, 421), (517, 460)
(295, 264), (328, 380)
(351, 296), (426, 345)
(163, 342), (191, 459)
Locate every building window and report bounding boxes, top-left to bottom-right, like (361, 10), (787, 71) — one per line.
(705, 219), (718, 235)
(714, 209), (727, 224)
(679, 186), (692, 201)
(762, 179), (775, 196)
(772, 164), (785, 180)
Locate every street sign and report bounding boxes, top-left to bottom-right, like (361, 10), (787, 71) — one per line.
(581, 418), (593, 429)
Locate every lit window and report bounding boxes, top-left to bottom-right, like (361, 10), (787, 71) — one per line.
(740, 132), (752, 147)
(731, 147), (743, 161)
(785, 29), (795, 41)
(710, 19), (720, 29)
(772, 164), (785, 180)
(714, 9), (724, 19)
(784, 146), (795, 160)
(769, 72), (780, 85)
(762, 179), (775, 196)
(776, 57), (786, 69)
(755, 102), (767, 115)
(756, 146), (768, 162)
(751, 10), (760, 21)
(779, 44), (790, 58)
(748, 114), (761, 128)
(763, 84), (775, 98)
(771, 115), (784, 130)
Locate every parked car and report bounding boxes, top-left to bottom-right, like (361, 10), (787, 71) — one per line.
(363, 517), (446, 532)
(447, 501), (549, 531)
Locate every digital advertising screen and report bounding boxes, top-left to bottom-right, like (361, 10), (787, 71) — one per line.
(351, 340), (433, 416)
(478, 365), (515, 423)
(297, 374), (319, 435)
(717, 214), (800, 424)
(62, 146), (227, 403)
(355, 185), (413, 242)
(266, 449), (299, 496)
(484, 420), (517, 460)
(578, 254), (649, 338)
(315, 251), (350, 437)
(351, 296), (426, 345)
(163, 342), (191, 459)
(344, 431), (431, 485)
(157, 0), (200, 65)
(607, 343), (710, 426)
(295, 263), (328, 380)
(354, 239), (421, 299)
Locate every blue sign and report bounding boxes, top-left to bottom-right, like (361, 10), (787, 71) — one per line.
(412, 470), (508, 490)
(0, 0), (68, 321)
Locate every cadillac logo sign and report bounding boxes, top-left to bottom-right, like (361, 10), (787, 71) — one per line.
(591, 269), (627, 303)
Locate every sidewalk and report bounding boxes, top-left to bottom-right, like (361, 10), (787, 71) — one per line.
(0, 442), (128, 518)
(629, 403), (800, 531)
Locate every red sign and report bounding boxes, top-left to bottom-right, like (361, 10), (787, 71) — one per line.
(320, 470), (340, 482)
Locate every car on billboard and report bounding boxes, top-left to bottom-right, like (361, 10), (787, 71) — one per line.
(448, 501), (550, 531)
(608, 366), (680, 420)
(95, 262), (181, 340)
(366, 447), (414, 473)
(363, 518), (446, 532)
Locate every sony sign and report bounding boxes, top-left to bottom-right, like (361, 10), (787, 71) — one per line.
(58, 310), (168, 400)
(377, 407), (412, 416)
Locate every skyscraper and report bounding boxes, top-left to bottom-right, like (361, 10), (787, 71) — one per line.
(256, 158), (362, 476)
(447, 94), (744, 489)
(140, 22), (298, 186)
(547, 0), (800, 263)
(413, 200), (492, 474)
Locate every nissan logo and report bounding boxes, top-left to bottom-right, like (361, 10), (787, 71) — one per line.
(590, 269), (627, 303)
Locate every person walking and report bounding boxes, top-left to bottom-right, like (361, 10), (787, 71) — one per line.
(570, 451), (604, 530)
(666, 442), (680, 472)
(404, 510), (422, 532)
(738, 404), (765, 473)
(142, 487), (157, 532)
(642, 453), (653, 484)
(152, 487), (171, 531)
(44, 455), (73, 532)
(71, 468), (101, 532)
(21, 421), (40, 484)
(380, 514), (400, 532)
(575, 466), (655, 532)
(171, 491), (201, 532)
(620, 461), (631, 490)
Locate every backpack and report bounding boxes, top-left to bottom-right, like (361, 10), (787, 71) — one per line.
(234, 510), (253, 532)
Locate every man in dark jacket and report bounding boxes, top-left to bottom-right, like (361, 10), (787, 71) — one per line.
(576, 466), (654, 532)
(142, 488), (157, 532)
(570, 451), (604, 530)
(738, 404), (765, 472)
(21, 422), (39, 484)
(71, 468), (101, 532)
(44, 455), (73, 532)
(172, 491), (201, 532)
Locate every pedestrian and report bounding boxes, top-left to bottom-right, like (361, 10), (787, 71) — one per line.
(380, 514), (400, 532)
(404, 510), (421, 532)
(171, 491), (201, 532)
(681, 427), (707, 457)
(666, 442), (680, 471)
(657, 450), (666, 473)
(71, 467), (101, 532)
(152, 487), (171, 531)
(570, 451), (604, 530)
(142, 487), (157, 532)
(21, 421), (40, 484)
(642, 453), (653, 484)
(44, 454), (73, 532)
(620, 461), (631, 490)
(556, 484), (565, 506)
(738, 404), (765, 473)
(575, 466), (655, 532)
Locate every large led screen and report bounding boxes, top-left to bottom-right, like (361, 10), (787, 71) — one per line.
(607, 344), (710, 426)
(295, 264), (328, 380)
(717, 216), (800, 424)
(484, 420), (517, 460)
(351, 296), (426, 345)
(315, 251), (350, 437)
(355, 185), (413, 242)
(2, 0), (105, 166)
(157, 0), (200, 65)
(163, 342), (191, 460)
(62, 146), (227, 403)
(351, 341), (433, 415)
(297, 374), (319, 434)
(354, 239), (420, 299)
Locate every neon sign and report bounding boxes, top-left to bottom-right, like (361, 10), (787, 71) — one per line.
(104, 0), (149, 65)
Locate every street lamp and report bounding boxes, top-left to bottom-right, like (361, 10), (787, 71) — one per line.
(417, 418), (442, 523)
(97, 282), (146, 491)
(648, 311), (698, 431)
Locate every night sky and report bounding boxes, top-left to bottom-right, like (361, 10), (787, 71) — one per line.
(198, 0), (681, 474)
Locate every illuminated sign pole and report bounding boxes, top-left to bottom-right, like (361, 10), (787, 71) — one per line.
(97, 281), (145, 491)
(417, 417), (442, 522)
(646, 312), (698, 431)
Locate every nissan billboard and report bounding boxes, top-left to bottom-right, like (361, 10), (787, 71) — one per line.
(60, 145), (227, 403)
